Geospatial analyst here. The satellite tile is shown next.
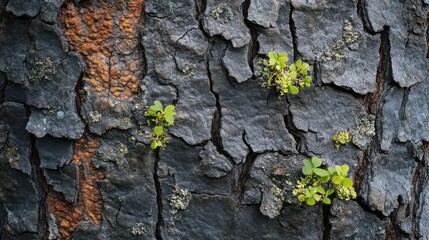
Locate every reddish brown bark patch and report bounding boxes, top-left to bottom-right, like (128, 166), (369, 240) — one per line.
(47, 136), (105, 239)
(60, 0), (144, 100)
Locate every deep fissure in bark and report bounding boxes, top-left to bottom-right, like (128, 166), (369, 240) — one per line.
(153, 149), (163, 240)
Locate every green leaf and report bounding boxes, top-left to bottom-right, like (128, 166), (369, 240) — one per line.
(335, 165), (342, 175)
(303, 159), (313, 167)
(339, 138), (348, 144)
(313, 194), (321, 201)
(298, 194), (306, 202)
(304, 76), (312, 83)
(306, 197), (316, 206)
(300, 68), (308, 75)
(164, 105), (176, 124)
(295, 59), (302, 68)
(328, 167), (336, 175)
(311, 157), (322, 168)
(320, 175), (330, 183)
(341, 165), (349, 175)
(326, 189), (335, 196)
(305, 188), (312, 198)
(147, 109), (158, 117)
(342, 178), (353, 188)
(317, 186), (325, 194)
(302, 63), (310, 70)
(151, 141), (158, 149)
(302, 166), (313, 175)
(154, 126), (164, 136)
(289, 70), (297, 79)
(288, 85), (299, 95)
(150, 100), (163, 112)
(289, 64), (296, 71)
(268, 52), (278, 65)
(332, 176), (343, 185)
(323, 197), (331, 205)
(278, 53), (288, 64)
(313, 168), (329, 177)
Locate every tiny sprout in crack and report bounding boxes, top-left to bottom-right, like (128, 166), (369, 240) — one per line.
(169, 187), (192, 214)
(292, 157), (356, 206)
(144, 100), (176, 150)
(260, 52), (312, 96)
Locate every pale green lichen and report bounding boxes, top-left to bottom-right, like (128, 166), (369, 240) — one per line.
(169, 188), (192, 214)
(29, 58), (56, 82)
(271, 185), (286, 209)
(120, 117), (132, 128)
(342, 19), (360, 44)
(351, 115), (376, 148)
(131, 222), (146, 236)
(322, 18), (361, 62)
(89, 111), (102, 123)
(180, 64), (196, 80)
(96, 143), (129, 169)
(5, 146), (20, 163)
(336, 184), (357, 201)
(210, 6), (229, 23)
(322, 39), (346, 61)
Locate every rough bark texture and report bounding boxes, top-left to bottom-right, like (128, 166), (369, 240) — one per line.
(0, 0), (428, 239)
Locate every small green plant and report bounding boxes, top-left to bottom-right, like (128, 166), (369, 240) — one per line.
(261, 51), (312, 96)
(332, 130), (351, 149)
(144, 100), (176, 150)
(292, 157), (356, 206)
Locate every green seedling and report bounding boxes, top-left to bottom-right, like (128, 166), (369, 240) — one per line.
(145, 101), (176, 150)
(261, 51), (312, 96)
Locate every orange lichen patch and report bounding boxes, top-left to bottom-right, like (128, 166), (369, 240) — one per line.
(47, 136), (105, 240)
(60, 0), (144, 101)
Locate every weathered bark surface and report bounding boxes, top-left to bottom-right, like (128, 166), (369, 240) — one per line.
(0, 0), (428, 239)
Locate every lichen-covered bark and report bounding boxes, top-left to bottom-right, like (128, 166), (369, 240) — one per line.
(1, 0), (429, 239)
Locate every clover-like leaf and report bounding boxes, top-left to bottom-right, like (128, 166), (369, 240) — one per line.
(302, 165), (313, 175)
(268, 52), (278, 65)
(320, 175), (330, 183)
(326, 189), (335, 196)
(302, 62), (310, 70)
(341, 165), (349, 175)
(154, 126), (164, 136)
(150, 100), (163, 112)
(335, 165), (342, 175)
(295, 59), (302, 68)
(164, 105), (176, 124)
(303, 159), (313, 167)
(313, 168), (329, 177)
(317, 186), (325, 194)
(311, 157), (322, 168)
(313, 194), (321, 201)
(278, 52), (288, 66)
(323, 197), (331, 205)
(289, 70), (297, 80)
(342, 178), (353, 188)
(288, 85), (299, 95)
(298, 194), (306, 203)
(151, 140), (158, 150)
(306, 197), (316, 206)
(332, 175), (343, 185)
